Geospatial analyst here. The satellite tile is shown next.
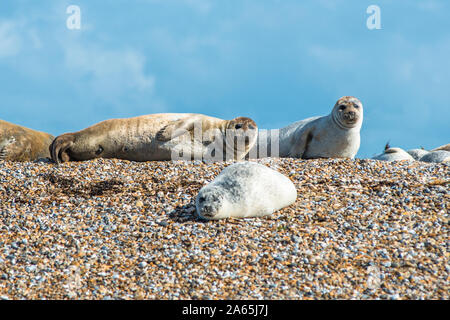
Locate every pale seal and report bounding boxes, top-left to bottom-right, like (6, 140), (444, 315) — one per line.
(195, 161), (297, 220)
(407, 148), (429, 160)
(0, 120), (54, 162)
(247, 96), (363, 159)
(419, 150), (450, 163)
(49, 113), (257, 163)
(372, 143), (415, 161)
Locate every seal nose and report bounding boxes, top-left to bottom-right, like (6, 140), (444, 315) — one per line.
(344, 111), (356, 120)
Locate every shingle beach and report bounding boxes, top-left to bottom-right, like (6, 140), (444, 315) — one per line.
(0, 158), (448, 299)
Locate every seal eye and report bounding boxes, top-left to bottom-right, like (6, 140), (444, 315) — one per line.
(248, 124), (255, 130)
(198, 197), (206, 203)
(95, 146), (104, 155)
(235, 124), (243, 130)
(339, 105), (346, 111)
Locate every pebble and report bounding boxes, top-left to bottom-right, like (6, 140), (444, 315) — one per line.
(0, 158), (448, 299)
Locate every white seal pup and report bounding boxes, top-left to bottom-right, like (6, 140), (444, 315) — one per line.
(1, 120), (54, 162)
(50, 113), (257, 163)
(195, 161), (297, 220)
(372, 143), (415, 161)
(247, 96), (363, 159)
(419, 150), (450, 163)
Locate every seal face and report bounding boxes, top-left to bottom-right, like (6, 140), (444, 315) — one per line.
(0, 120), (54, 162)
(49, 113), (258, 163)
(331, 96), (364, 130)
(247, 96), (363, 159)
(196, 161), (297, 220)
(372, 143), (415, 161)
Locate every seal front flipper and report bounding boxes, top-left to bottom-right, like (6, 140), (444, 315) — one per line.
(156, 118), (198, 142)
(49, 133), (75, 164)
(287, 127), (313, 159)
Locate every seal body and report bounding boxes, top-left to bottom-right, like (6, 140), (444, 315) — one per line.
(0, 120), (54, 161)
(419, 150), (450, 163)
(50, 113), (257, 163)
(407, 148), (429, 160)
(196, 161), (297, 220)
(372, 143), (414, 161)
(248, 96), (363, 159)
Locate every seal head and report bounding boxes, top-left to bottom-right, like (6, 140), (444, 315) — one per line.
(196, 185), (230, 220)
(331, 96), (363, 130)
(224, 117), (258, 159)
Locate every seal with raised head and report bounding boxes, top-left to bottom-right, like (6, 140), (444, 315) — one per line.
(0, 120), (54, 162)
(50, 113), (257, 163)
(247, 96), (363, 159)
(372, 143), (415, 161)
(195, 161), (297, 220)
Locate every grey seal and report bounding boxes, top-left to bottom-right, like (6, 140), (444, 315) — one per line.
(196, 161), (297, 220)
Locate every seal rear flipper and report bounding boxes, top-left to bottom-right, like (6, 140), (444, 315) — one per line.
(49, 134), (75, 164)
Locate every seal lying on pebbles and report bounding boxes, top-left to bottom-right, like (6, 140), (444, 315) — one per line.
(248, 96), (363, 159)
(431, 143), (450, 152)
(407, 148), (429, 160)
(419, 150), (450, 163)
(50, 113), (257, 163)
(156, 115), (257, 161)
(373, 143), (450, 163)
(195, 161), (297, 220)
(372, 143), (415, 161)
(0, 120), (54, 162)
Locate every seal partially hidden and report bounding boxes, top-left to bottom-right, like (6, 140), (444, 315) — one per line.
(372, 143), (415, 161)
(196, 161), (297, 220)
(0, 120), (54, 162)
(50, 113), (257, 163)
(248, 96), (363, 159)
(372, 142), (450, 163)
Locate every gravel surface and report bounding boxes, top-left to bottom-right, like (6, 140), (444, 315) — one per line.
(0, 158), (448, 300)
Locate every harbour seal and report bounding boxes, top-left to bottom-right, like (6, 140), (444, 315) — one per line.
(372, 143), (415, 161)
(49, 113), (257, 163)
(419, 150), (450, 163)
(0, 120), (54, 162)
(195, 161), (297, 220)
(247, 96), (363, 159)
